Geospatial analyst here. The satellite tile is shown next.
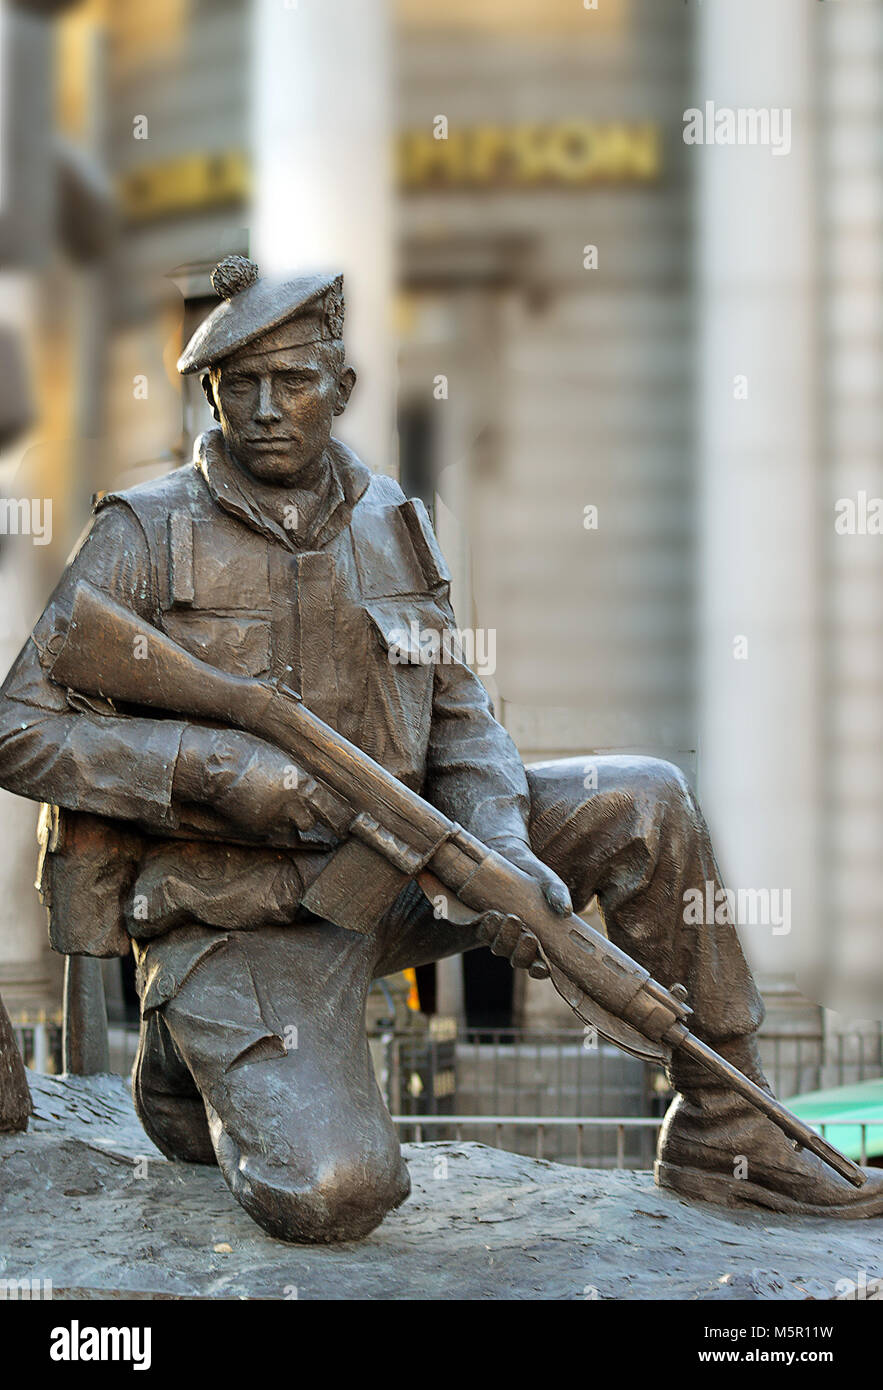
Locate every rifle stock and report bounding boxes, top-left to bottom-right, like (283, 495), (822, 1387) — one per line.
(49, 581), (865, 1189)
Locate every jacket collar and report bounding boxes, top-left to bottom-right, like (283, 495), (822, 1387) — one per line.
(193, 428), (372, 551)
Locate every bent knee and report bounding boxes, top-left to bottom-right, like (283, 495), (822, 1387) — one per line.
(528, 753), (691, 805)
(642, 757), (692, 806)
(235, 1150), (411, 1244)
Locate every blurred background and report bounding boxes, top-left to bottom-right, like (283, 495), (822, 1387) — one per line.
(1, 0), (882, 1163)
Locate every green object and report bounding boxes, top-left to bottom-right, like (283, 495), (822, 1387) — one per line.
(785, 1079), (883, 1161)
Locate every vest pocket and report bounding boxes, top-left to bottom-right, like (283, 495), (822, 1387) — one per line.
(361, 598), (442, 782)
(37, 806), (142, 957)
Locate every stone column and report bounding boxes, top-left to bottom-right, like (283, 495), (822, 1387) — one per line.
(817, 0), (883, 1017)
(250, 0), (395, 473)
(695, 0), (821, 996)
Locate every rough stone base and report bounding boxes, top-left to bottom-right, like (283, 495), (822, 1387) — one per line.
(1, 1073), (881, 1300)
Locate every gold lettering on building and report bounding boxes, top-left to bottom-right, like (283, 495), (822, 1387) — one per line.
(399, 121), (661, 188)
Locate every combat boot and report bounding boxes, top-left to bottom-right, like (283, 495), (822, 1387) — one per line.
(655, 1035), (883, 1218)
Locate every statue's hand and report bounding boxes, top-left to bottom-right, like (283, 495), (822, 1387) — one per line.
(476, 839), (573, 980)
(173, 726), (318, 836)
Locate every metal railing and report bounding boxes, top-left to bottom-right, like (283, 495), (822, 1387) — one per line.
(815, 1120), (883, 1168)
(385, 1024), (660, 1167)
(759, 1028), (883, 1100)
(384, 1023), (883, 1169)
(392, 1114), (664, 1168)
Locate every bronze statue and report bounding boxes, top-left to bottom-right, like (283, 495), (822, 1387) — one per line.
(0, 256), (879, 1242)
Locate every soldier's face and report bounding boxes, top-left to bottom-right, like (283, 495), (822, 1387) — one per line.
(211, 342), (355, 485)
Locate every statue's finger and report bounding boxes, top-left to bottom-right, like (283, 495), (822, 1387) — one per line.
(509, 930), (541, 972)
(542, 877), (572, 917)
(476, 910), (506, 944)
(488, 915), (525, 958)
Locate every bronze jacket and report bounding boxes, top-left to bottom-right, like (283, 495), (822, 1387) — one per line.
(0, 431), (530, 999)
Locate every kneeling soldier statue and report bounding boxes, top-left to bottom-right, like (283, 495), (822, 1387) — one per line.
(0, 256), (879, 1242)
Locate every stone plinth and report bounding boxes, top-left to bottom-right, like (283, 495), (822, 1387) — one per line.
(1, 1073), (881, 1300)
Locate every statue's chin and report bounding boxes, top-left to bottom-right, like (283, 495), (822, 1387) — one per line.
(232, 445), (323, 489)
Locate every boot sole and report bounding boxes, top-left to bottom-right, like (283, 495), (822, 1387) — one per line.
(655, 1159), (883, 1220)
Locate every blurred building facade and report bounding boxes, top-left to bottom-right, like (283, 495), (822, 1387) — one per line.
(0, 0), (880, 1042)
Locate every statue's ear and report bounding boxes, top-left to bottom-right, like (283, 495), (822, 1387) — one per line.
(201, 372), (221, 422)
(333, 365), (356, 417)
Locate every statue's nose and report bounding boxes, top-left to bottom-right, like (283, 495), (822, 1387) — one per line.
(254, 377), (281, 423)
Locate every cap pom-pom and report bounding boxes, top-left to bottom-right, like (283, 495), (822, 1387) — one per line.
(211, 255), (259, 301)
(324, 277), (345, 340)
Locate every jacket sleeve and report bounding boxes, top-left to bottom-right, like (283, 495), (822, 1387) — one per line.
(0, 502), (188, 830)
(423, 589), (532, 846)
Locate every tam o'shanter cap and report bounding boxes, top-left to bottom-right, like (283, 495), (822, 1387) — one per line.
(177, 256), (345, 375)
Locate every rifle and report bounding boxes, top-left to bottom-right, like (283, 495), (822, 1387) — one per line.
(49, 580), (864, 1189)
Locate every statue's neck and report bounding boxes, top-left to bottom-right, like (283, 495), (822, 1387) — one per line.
(228, 446), (334, 541)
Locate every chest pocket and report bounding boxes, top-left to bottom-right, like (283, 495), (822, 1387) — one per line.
(360, 596), (443, 785)
(161, 511), (273, 678)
